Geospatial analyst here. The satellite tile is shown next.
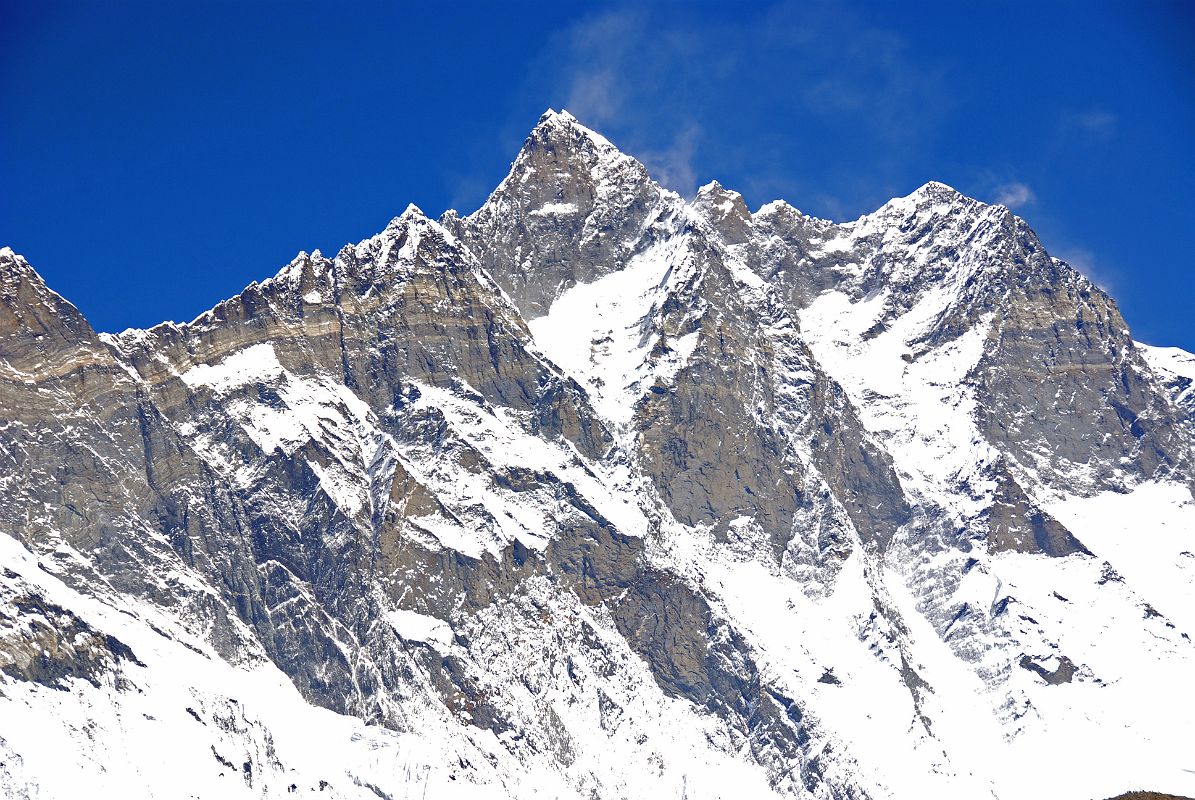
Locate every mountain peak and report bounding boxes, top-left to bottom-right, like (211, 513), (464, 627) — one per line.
(915, 179), (961, 196)
(386, 202), (429, 229)
(537, 107), (576, 124)
(368, 202), (463, 265)
(0, 248), (97, 358)
(530, 108), (612, 149)
(500, 112), (625, 192)
(905, 180), (973, 207)
(0, 246), (30, 274)
(860, 179), (983, 224)
(693, 180), (752, 229)
(1, 247), (47, 292)
(472, 110), (643, 215)
(461, 112), (672, 317)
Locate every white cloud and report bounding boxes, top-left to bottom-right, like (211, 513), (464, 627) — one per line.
(637, 125), (702, 198)
(993, 181), (1034, 209)
(521, 2), (948, 213)
(559, 10), (642, 128)
(1062, 109), (1118, 139)
(1053, 246), (1116, 293)
(531, 9), (706, 196)
(565, 68), (621, 128)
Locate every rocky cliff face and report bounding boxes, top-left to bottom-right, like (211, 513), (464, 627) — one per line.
(2, 110), (1194, 800)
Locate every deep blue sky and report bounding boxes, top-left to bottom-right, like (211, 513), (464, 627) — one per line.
(3, 2), (1193, 349)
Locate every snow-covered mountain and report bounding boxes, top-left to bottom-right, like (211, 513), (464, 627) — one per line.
(2, 110), (1193, 800)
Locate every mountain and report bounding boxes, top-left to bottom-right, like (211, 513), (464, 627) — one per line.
(2, 109), (1193, 800)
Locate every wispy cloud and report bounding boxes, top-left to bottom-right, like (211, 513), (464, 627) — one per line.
(565, 69), (621, 128)
(770, 9), (947, 149)
(523, 1), (948, 212)
(637, 124), (702, 198)
(993, 181), (1035, 209)
(1061, 109), (1119, 140)
(533, 8), (709, 195)
(559, 10), (643, 127)
(1052, 245), (1117, 293)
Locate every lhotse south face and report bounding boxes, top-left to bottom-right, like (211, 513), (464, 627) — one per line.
(1, 109), (1193, 800)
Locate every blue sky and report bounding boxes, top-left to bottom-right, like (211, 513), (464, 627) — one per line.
(2, 1), (1193, 349)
